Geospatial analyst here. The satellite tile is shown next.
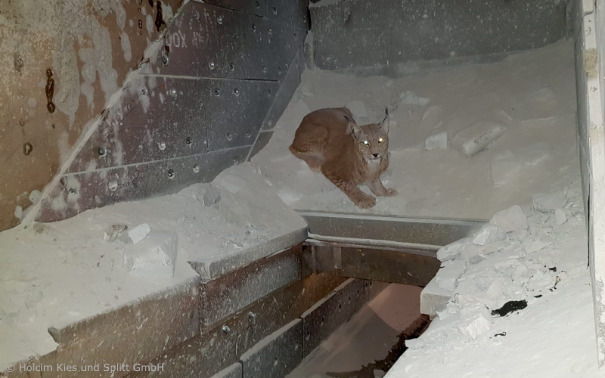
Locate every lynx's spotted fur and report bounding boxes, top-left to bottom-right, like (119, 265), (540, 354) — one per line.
(289, 107), (397, 209)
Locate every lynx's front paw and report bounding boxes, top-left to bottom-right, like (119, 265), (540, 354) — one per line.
(385, 188), (398, 197)
(355, 195), (376, 209)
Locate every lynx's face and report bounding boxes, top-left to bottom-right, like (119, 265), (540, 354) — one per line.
(349, 119), (390, 163)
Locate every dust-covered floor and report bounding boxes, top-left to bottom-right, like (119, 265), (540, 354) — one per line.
(251, 40), (577, 220)
(0, 165), (305, 370)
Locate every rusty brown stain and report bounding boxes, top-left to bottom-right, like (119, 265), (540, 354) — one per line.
(45, 68), (55, 113)
(13, 53), (24, 73)
(155, 0), (165, 32)
(23, 142), (33, 156)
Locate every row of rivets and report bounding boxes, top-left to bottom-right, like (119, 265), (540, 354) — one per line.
(104, 163), (203, 192)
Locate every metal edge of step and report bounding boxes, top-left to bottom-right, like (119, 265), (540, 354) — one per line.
(297, 210), (486, 250)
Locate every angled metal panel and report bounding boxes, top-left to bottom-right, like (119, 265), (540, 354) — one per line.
(248, 130), (273, 159)
(68, 76), (277, 173)
(141, 2), (303, 81)
(203, 0), (269, 17)
(204, 80), (278, 152)
(37, 147), (249, 222)
(36, 0), (308, 224)
(261, 50), (305, 131)
(266, 0), (309, 29)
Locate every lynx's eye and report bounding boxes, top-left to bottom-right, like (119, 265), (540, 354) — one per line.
(362, 140), (369, 145)
(378, 137), (384, 143)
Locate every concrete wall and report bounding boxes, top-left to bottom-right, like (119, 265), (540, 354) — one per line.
(309, 0), (571, 71)
(573, 0), (605, 368)
(1, 0), (308, 230)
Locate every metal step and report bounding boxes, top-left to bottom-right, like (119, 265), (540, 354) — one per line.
(298, 211), (485, 250)
(298, 211), (485, 286)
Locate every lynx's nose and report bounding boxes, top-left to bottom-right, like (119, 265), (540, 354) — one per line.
(372, 153), (379, 158)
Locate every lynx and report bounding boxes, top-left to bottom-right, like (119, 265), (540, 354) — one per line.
(289, 107), (397, 209)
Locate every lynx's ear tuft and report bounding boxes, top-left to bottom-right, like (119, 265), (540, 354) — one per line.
(380, 107), (390, 134)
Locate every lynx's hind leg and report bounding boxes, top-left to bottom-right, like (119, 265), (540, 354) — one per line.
(289, 145), (324, 172)
(289, 124), (329, 172)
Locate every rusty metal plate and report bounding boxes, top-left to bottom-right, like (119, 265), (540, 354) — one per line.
(341, 247), (441, 286)
(203, 0), (268, 17)
(333, 278), (372, 323)
(48, 278), (199, 376)
(68, 76), (277, 173)
(240, 319), (303, 378)
(301, 278), (370, 357)
(203, 271), (345, 376)
(201, 270), (346, 365)
(307, 244), (342, 274)
(37, 147), (249, 222)
(200, 247), (302, 329)
(141, 2), (304, 81)
(125, 271), (345, 378)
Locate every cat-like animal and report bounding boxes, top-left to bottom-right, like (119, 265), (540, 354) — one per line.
(289, 107), (397, 209)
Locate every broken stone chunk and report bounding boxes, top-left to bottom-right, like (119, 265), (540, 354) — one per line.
(453, 122), (507, 157)
(203, 186), (222, 206)
(458, 304), (492, 339)
(532, 192), (567, 212)
(424, 131), (448, 150)
(126, 223), (151, 244)
(436, 237), (470, 262)
(399, 90), (430, 106)
(490, 205), (528, 232)
(472, 224), (506, 246)
(123, 230), (178, 277)
(436, 260), (467, 292)
(103, 224), (128, 242)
